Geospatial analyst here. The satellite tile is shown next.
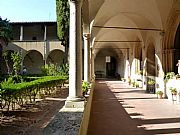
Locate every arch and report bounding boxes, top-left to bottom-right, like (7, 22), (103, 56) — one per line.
(46, 49), (65, 66)
(23, 50), (44, 74)
(163, 9), (180, 72)
(173, 24), (180, 74)
(94, 47), (124, 78)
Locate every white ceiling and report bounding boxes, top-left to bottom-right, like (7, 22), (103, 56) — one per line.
(82, 0), (179, 49)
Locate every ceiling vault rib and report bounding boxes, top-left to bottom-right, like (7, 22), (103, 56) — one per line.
(93, 25), (163, 32)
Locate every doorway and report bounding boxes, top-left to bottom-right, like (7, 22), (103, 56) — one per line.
(106, 57), (116, 77)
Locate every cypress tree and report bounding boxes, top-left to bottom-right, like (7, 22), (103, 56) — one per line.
(56, 0), (69, 63)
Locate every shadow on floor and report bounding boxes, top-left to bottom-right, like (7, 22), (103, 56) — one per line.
(87, 80), (180, 135)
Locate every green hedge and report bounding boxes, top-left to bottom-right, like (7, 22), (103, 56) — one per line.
(0, 76), (68, 112)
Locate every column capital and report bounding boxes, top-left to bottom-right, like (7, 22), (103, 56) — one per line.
(69, 0), (83, 5)
(83, 33), (91, 39)
(163, 49), (177, 54)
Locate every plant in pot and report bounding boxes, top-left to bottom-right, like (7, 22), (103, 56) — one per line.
(147, 79), (155, 93)
(135, 82), (139, 88)
(131, 81), (136, 87)
(169, 87), (177, 95)
(164, 72), (175, 83)
(82, 81), (90, 96)
(156, 91), (163, 99)
(147, 80), (155, 85)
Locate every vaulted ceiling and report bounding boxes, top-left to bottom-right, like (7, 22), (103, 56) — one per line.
(82, 0), (180, 49)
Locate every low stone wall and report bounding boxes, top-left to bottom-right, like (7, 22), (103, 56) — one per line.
(78, 82), (95, 135)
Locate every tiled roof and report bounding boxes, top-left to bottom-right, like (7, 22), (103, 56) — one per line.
(10, 21), (56, 24)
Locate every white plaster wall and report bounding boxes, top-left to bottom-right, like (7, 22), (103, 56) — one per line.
(94, 56), (106, 77)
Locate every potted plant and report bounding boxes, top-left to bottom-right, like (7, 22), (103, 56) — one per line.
(156, 91), (163, 99)
(135, 82), (139, 88)
(147, 80), (155, 85)
(147, 79), (155, 93)
(164, 72), (175, 83)
(169, 87), (177, 95)
(128, 77), (131, 85)
(131, 81), (136, 87)
(82, 81), (90, 96)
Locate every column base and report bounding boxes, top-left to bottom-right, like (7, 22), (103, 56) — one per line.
(65, 96), (85, 108)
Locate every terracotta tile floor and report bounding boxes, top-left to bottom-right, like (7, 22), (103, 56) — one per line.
(87, 80), (180, 135)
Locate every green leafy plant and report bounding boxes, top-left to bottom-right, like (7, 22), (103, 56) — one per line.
(82, 81), (90, 96)
(169, 87), (177, 95)
(147, 80), (155, 85)
(136, 70), (143, 75)
(135, 82), (139, 88)
(41, 63), (69, 77)
(0, 75), (68, 112)
(11, 52), (22, 76)
(156, 90), (163, 99)
(156, 91), (163, 95)
(131, 81), (136, 87)
(164, 72), (175, 83)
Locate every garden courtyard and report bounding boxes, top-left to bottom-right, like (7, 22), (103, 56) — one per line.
(1, 80), (180, 135)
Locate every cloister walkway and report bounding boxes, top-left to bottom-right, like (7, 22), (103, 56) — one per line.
(87, 80), (180, 135)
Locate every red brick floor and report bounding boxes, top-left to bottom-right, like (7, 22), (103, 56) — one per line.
(87, 80), (180, 135)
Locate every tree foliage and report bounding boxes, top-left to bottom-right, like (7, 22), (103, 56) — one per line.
(11, 52), (22, 76)
(56, 0), (69, 43)
(0, 17), (12, 45)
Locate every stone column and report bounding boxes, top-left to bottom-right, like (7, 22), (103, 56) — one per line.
(90, 47), (92, 80)
(44, 25), (47, 41)
(168, 49), (175, 71)
(91, 48), (95, 81)
(66, 0), (83, 104)
(20, 25), (23, 41)
(83, 33), (90, 82)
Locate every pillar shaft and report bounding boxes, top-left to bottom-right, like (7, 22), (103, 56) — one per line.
(44, 25), (47, 41)
(20, 25), (23, 41)
(91, 48), (95, 81)
(83, 33), (90, 82)
(168, 49), (175, 71)
(68, 0), (83, 101)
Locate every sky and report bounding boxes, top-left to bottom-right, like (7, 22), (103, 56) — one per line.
(0, 0), (56, 22)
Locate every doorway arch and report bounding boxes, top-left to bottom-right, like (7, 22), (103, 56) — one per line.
(23, 50), (44, 74)
(146, 43), (156, 93)
(46, 49), (64, 66)
(94, 47), (122, 79)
